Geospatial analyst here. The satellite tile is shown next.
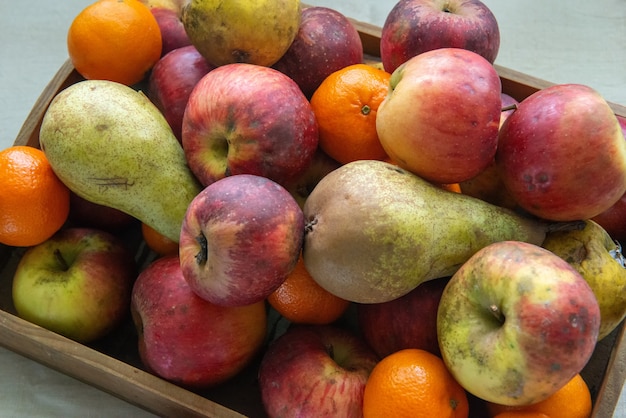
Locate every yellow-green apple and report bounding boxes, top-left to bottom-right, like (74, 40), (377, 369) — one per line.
(148, 45), (214, 142)
(179, 174), (304, 307)
(283, 148), (342, 209)
(131, 255), (267, 388)
(380, 0), (500, 73)
(496, 84), (626, 221)
(459, 92), (520, 209)
(437, 240), (601, 406)
(181, 0), (301, 67)
(542, 220), (626, 340)
(181, 63), (319, 187)
(376, 48), (502, 184)
(357, 276), (450, 358)
(258, 324), (379, 417)
(592, 115), (626, 241)
(272, 6), (363, 99)
(68, 191), (137, 232)
(12, 227), (137, 343)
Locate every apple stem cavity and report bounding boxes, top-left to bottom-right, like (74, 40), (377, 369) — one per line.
(54, 248), (70, 271)
(489, 303), (505, 324)
(194, 233), (208, 266)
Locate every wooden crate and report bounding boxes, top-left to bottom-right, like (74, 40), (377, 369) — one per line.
(1, 17), (626, 418)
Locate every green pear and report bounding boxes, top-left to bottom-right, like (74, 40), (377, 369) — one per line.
(303, 160), (574, 304)
(542, 220), (626, 340)
(39, 79), (203, 243)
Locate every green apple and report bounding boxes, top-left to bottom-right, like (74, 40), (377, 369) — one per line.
(12, 227), (137, 343)
(542, 219), (626, 340)
(437, 240), (600, 406)
(181, 0), (301, 67)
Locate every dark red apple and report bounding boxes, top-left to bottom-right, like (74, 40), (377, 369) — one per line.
(258, 324), (379, 417)
(131, 255), (267, 388)
(283, 148), (342, 209)
(181, 63), (319, 187)
(380, 0), (500, 74)
(272, 6), (364, 99)
(69, 191), (137, 232)
(150, 7), (192, 56)
(497, 84), (626, 221)
(179, 174), (305, 307)
(148, 45), (214, 142)
(357, 277), (449, 358)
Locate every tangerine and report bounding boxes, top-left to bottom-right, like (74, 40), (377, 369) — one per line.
(0, 146), (70, 247)
(67, 0), (162, 85)
(141, 222), (179, 256)
(362, 348), (469, 418)
(310, 63), (391, 164)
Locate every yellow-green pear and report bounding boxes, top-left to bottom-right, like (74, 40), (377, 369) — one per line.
(302, 160), (567, 304)
(181, 0), (301, 67)
(39, 79), (203, 242)
(542, 219), (626, 340)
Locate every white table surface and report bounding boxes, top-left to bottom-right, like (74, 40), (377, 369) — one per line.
(1, 1), (625, 416)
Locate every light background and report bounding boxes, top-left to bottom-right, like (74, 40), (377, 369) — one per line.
(0, 1), (625, 416)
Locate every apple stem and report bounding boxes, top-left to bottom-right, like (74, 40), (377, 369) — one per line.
(489, 304), (505, 324)
(501, 103), (518, 112)
(194, 234), (208, 266)
(54, 249), (70, 271)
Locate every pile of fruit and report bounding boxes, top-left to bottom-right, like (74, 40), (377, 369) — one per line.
(1, 0), (626, 417)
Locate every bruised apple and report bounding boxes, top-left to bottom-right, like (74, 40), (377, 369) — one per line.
(131, 255), (267, 388)
(497, 84), (626, 221)
(376, 48), (502, 184)
(179, 174), (304, 307)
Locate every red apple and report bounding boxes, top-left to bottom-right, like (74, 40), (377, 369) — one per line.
(131, 255), (267, 388)
(380, 0), (500, 74)
(376, 48), (502, 184)
(437, 240), (601, 406)
(68, 191), (137, 232)
(258, 324), (379, 417)
(148, 45), (214, 142)
(12, 227), (137, 343)
(150, 7), (192, 56)
(496, 84), (626, 221)
(179, 174), (304, 307)
(283, 148), (342, 209)
(272, 6), (364, 99)
(357, 276), (449, 358)
(592, 115), (626, 241)
(181, 63), (319, 187)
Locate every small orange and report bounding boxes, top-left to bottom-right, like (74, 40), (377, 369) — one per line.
(310, 63), (391, 164)
(486, 374), (592, 418)
(494, 413), (550, 418)
(67, 0), (162, 85)
(141, 222), (179, 256)
(362, 348), (469, 418)
(0, 146), (70, 247)
(267, 254), (350, 325)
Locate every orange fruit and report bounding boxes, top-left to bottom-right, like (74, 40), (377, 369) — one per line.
(486, 374), (592, 418)
(67, 0), (162, 85)
(310, 63), (391, 164)
(267, 254), (350, 325)
(494, 413), (550, 418)
(141, 222), (179, 256)
(0, 146), (70, 247)
(362, 348), (469, 418)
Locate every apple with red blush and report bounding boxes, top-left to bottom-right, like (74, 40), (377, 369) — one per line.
(357, 276), (449, 358)
(150, 7), (191, 56)
(376, 48), (502, 184)
(179, 174), (304, 307)
(181, 63), (319, 187)
(272, 6), (363, 99)
(12, 227), (137, 343)
(496, 84), (626, 221)
(380, 0), (500, 74)
(69, 191), (137, 232)
(131, 255), (267, 388)
(258, 324), (379, 417)
(284, 148), (342, 209)
(148, 45), (214, 142)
